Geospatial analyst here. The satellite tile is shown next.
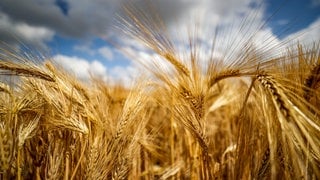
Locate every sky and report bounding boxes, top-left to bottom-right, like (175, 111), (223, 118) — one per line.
(0, 0), (319, 85)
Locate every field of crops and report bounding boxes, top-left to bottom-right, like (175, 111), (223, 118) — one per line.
(0, 2), (319, 180)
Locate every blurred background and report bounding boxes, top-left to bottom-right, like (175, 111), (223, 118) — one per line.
(0, 0), (319, 85)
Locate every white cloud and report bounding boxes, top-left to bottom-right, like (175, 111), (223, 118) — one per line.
(53, 54), (107, 81)
(0, 0), (262, 50)
(15, 23), (54, 46)
(91, 60), (108, 77)
(276, 19), (289, 26)
(98, 46), (114, 61)
(118, 0), (284, 69)
(0, 11), (54, 49)
(119, 42), (176, 75)
(283, 17), (320, 46)
(73, 44), (96, 56)
(108, 65), (140, 86)
(52, 53), (141, 87)
(311, 0), (320, 7)
(73, 45), (115, 61)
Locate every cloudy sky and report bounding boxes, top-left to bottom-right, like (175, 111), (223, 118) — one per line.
(0, 0), (319, 85)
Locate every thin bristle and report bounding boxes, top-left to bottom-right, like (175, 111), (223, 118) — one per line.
(0, 61), (55, 82)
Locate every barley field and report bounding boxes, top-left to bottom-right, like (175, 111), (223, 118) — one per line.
(0, 1), (319, 180)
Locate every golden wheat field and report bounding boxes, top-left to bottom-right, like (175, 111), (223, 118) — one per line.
(0, 1), (320, 180)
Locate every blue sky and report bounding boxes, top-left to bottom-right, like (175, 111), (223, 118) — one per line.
(266, 0), (320, 37)
(0, 0), (319, 84)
